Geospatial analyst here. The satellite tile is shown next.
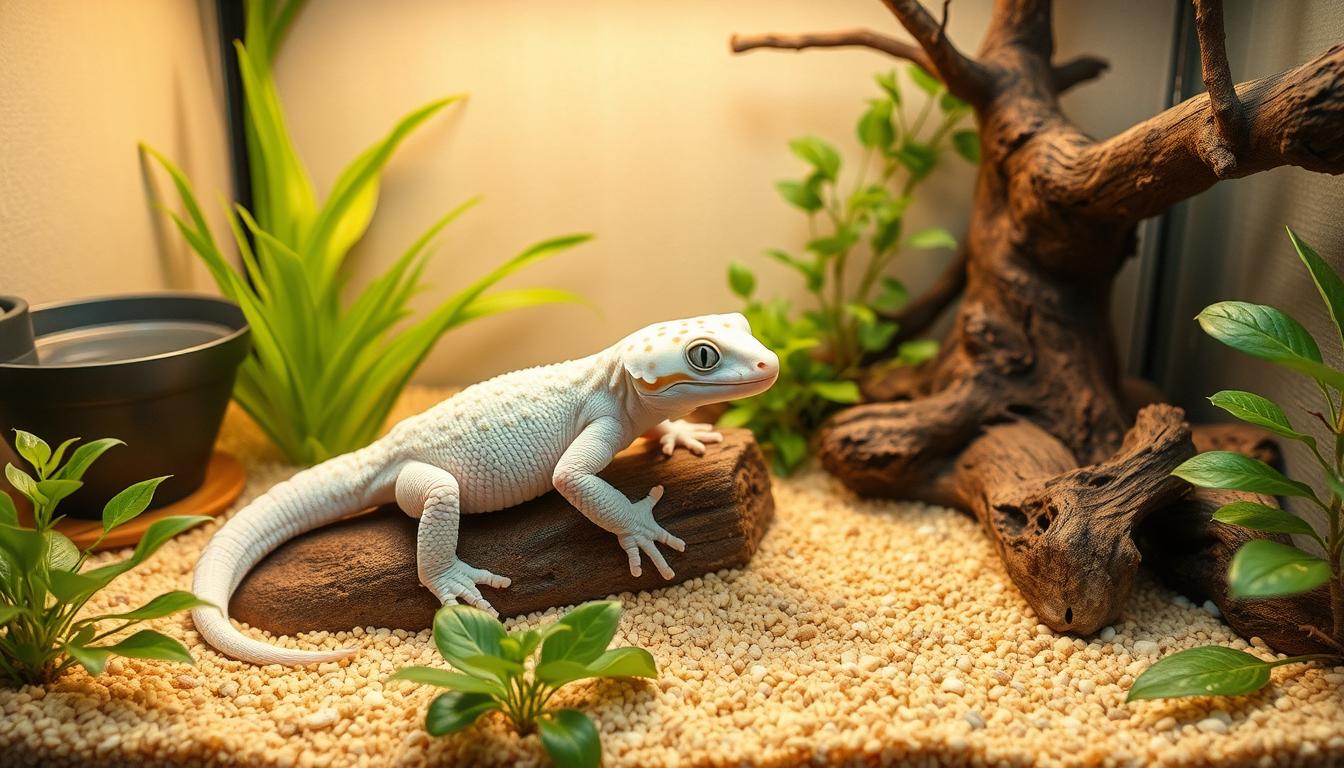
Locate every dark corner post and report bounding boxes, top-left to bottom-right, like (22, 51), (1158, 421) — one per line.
(215, 0), (254, 250)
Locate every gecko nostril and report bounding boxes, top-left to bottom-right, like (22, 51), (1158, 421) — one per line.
(756, 361), (768, 369)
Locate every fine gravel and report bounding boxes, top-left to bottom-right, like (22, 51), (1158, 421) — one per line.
(1, 388), (1341, 767)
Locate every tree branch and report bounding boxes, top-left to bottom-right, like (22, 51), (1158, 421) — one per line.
(1193, 0), (1246, 175)
(878, 0), (993, 103)
(1047, 43), (1344, 223)
(1052, 55), (1109, 93)
(729, 28), (934, 72)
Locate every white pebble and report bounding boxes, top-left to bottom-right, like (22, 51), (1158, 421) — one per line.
(1132, 640), (1159, 656)
(1196, 717), (1229, 734)
(963, 711), (986, 730)
(942, 676), (966, 694)
(302, 708), (339, 729)
(1202, 600), (1222, 618)
(1099, 626), (1116, 643)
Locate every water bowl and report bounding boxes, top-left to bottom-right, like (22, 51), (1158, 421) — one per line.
(0, 293), (251, 518)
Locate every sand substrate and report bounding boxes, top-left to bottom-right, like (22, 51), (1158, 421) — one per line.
(1, 387), (1342, 767)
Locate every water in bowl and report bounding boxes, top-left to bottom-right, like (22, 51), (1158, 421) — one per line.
(34, 320), (234, 365)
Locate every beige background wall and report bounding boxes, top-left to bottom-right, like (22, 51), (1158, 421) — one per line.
(0, 0), (232, 302)
(2, 0), (1177, 385)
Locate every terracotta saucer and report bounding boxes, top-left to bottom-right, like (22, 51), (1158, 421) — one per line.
(18, 451), (245, 552)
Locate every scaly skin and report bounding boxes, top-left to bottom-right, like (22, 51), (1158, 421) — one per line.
(192, 313), (779, 665)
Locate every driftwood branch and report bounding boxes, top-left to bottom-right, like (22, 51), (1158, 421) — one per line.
(1052, 54), (1110, 92)
(878, 0), (992, 102)
(1055, 43), (1344, 222)
(730, 28), (934, 73)
(1193, 0), (1246, 175)
(230, 430), (774, 634)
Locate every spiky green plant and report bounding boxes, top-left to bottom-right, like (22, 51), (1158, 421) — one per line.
(143, 0), (587, 465)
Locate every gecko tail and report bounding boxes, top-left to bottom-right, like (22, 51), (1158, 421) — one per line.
(191, 445), (398, 666)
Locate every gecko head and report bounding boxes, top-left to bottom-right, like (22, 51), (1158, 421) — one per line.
(615, 313), (779, 409)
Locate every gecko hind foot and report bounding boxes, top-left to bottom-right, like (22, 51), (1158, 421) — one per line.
(422, 561), (511, 617)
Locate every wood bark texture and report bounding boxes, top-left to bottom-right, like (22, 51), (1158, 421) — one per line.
(230, 429), (774, 635)
(734, 0), (1344, 644)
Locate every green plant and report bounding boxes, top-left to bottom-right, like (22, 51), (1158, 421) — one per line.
(392, 600), (657, 768)
(143, 0), (587, 466)
(0, 431), (210, 687)
(722, 65), (975, 474)
(1128, 227), (1344, 702)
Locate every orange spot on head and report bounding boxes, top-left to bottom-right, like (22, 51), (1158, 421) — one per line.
(634, 372), (693, 392)
(644, 345), (653, 352)
(672, 337), (681, 343)
(649, 362), (657, 370)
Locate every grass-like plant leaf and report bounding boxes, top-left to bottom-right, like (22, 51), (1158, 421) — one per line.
(1171, 451), (1316, 498)
(1227, 540), (1330, 599)
(1288, 225), (1344, 352)
(145, 0), (586, 465)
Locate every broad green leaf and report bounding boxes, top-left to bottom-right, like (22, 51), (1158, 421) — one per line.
(775, 180), (823, 212)
(540, 600), (621, 666)
(858, 319), (898, 353)
(67, 629), (194, 676)
(788, 137), (841, 180)
(35, 479), (82, 508)
(460, 654), (524, 682)
(44, 531), (80, 572)
(716, 405), (756, 429)
(514, 629), (542, 659)
(1212, 502), (1318, 537)
(537, 659), (594, 687)
(874, 70), (901, 103)
(892, 142), (937, 178)
(896, 339), (939, 365)
(0, 523), (46, 574)
(90, 591), (213, 622)
(102, 476), (170, 532)
(5, 464), (41, 503)
(1196, 302), (1344, 390)
(1127, 646), (1273, 701)
(1287, 226), (1344, 353)
(728, 262), (756, 299)
(47, 567), (112, 603)
(432, 605), (507, 679)
(82, 516), (211, 585)
(1171, 452), (1315, 498)
(1207, 390), (1314, 445)
(538, 709), (601, 768)
(870, 277), (908, 313)
(906, 227), (957, 250)
(939, 91), (969, 113)
(0, 604), (26, 624)
(55, 438), (123, 482)
(46, 437), (80, 477)
(498, 636), (523, 663)
(810, 381), (862, 404)
(764, 249), (823, 292)
(908, 65), (941, 95)
(12, 430), (50, 473)
(390, 665), (505, 695)
(425, 691), (499, 735)
(951, 129), (980, 163)
(1227, 540), (1330, 598)
(584, 647), (658, 679)
(856, 99), (894, 149)
(0, 492), (16, 527)
(769, 428), (808, 475)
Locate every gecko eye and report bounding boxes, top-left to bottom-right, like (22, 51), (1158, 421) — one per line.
(686, 340), (721, 372)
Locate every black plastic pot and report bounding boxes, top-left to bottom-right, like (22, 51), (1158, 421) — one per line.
(0, 296), (36, 364)
(0, 293), (251, 518)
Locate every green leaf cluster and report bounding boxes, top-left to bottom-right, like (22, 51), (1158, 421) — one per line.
(142, 0), (588, 466)
(722, 66), (973, 473)
(1132, 227), (1344, 702)
(0, 430), (209, 687)
(392, 600), (656, 768)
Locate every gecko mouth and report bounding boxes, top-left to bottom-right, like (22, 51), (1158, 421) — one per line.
(656, 376), (775, 393)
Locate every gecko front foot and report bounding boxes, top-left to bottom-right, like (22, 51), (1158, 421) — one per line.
(658, 420), (724, 456)
(614, 485), (686, 580)
(421, 560), (511, 617)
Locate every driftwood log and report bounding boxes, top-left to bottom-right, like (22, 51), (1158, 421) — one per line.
(230, 429), (773, 635)
(733, 0), (1344, 642)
